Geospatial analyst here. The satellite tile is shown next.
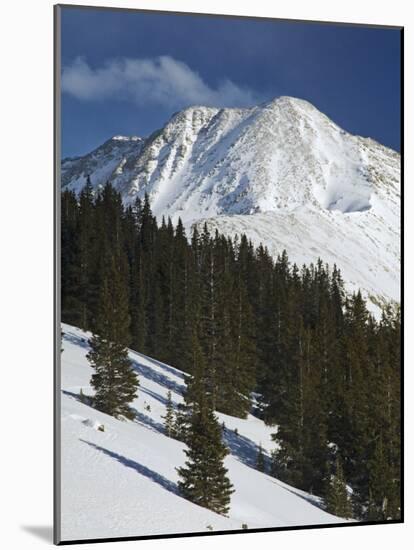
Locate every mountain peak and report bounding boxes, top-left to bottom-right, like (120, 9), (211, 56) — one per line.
(111, 135), (142, 142)
(263, 95), (313, 110)
(266, 94), (299, 105)
(62, 97), (399, 219)
(61, 98), (400, 310)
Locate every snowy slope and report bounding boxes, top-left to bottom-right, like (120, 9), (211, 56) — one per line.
(60, 323), (343, 542)
(61, 96), (400, 311)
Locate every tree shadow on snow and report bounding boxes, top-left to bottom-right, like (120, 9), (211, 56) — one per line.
(274, 481), (326, 511)
(130, 358), (186, 396)
(139, 387), (170, 407)
(62, 331), (90, 351)
(223, 426), (270, 470)
(80, 440), (178, 495)
(130, 351), (187, 381)
(61, 389), (84, 402)
(132, 409), (165, 435)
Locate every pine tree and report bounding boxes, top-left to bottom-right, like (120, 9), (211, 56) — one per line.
(177, 330), (234, 515)
(173, 331), (207, 444)
(341, 292), (372, 511)
(172, 402), (189, 443)
(61, 189), (82, 326)
(87, 255), (139, 419)
(78, 175), (96, 329)
(177, 393), (234, 515)
(169, 218), (194, 373)
(271, 320), (308, 490)
(163, 390), (175, 438)
(225, 270), (256, 418)
(129, 251), (147, 353)
(366, 435), (398, 521)
(325, 457), (353, 519)
(256, 443), (266, 472)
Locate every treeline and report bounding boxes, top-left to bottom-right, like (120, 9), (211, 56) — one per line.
(61, 180), (401, 521)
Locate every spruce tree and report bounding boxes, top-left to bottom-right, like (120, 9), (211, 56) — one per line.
(129, 252), (147, 353)
(177, 331), (234, 515)
(169, 218), (194, 373)
(78, 175), (96, 329)
(256, 443), (266, 473)
(271, 320), (308, 490)
(177, 395), (234, 515)
(172, 402), (190, 443)
(366, 435), (397, 521)
(163, 390), (175, 438)
(325, 457), (353, 519)
(61, 189), (82, 326)
(87, 255), (139, 419)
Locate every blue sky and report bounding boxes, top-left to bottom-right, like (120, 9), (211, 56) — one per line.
(60, 7), (401, 158)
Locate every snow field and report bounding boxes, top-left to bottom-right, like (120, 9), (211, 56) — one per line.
(60, 323), (343, 542)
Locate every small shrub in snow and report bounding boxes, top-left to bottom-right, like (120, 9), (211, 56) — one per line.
(162, 391), (175, 438)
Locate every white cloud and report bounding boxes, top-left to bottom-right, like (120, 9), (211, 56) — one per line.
(61, 56), (261, 108)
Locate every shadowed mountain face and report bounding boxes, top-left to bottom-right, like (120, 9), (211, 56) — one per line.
(61, 96), (400, 311)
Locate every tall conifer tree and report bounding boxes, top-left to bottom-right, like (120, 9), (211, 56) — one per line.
(163, 390), (175, 438)
(177, 330), (234, 515)
(325, 456), (353, 519)
(87, 255), (139, 419)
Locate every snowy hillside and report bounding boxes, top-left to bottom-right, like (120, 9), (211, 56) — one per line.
(60, 323), (343, 542)
(61, 96), (400, 311)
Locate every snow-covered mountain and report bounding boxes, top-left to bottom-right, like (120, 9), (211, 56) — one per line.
(61, 96), (401, 311)
(60, 323), (344, 542)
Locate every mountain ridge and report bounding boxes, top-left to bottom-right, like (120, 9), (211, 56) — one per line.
(61, 96), (400, 312)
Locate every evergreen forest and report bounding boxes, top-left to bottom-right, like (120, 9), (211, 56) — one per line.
(61, 180), (401, 521)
